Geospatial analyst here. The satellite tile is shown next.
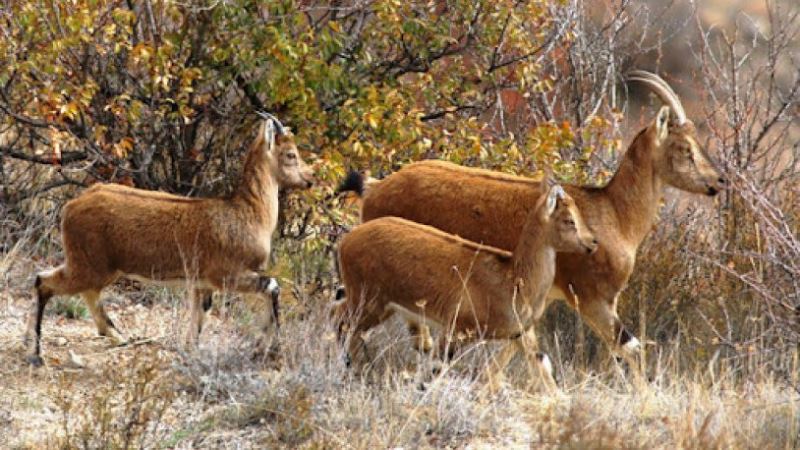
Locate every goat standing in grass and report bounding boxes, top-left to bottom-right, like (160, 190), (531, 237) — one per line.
(333, 183), (597, 387)
(338, 71), (726, 363)
(25, 114), (314, 366)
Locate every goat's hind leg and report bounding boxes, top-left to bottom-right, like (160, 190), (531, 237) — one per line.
(25, 271), (56, 366)
(83, 289), (126, 345)
(332, 292), (381, 369)
(330, 291), (359, 367)
(344, 308), (389, 371)
(26, 265), (95, 366)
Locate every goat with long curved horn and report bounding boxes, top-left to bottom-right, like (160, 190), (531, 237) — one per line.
(337, 69), (727, 374)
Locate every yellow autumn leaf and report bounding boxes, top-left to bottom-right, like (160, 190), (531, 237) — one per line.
(365, 113), (378, 129)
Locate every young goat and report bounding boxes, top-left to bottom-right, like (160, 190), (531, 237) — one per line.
(25, 114), (314, 366)
(333, 184), (597, 386)
(339, 71), (726, 362)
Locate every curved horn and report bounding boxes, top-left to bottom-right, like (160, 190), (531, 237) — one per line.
(255, 111), (287, 135)
(626, 70), (687, 125)
(552, 184), (566, 200)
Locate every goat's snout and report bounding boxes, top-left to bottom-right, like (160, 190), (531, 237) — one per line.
(706, 175), (727, 196)
(585, 238), (599, 254)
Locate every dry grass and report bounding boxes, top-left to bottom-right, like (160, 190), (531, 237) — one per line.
(1, 243), (798, 450)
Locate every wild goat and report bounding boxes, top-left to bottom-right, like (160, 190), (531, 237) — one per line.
(339, 71), (726, 361)
(332, 183), (597, 386)
(25, 114), (314, 366)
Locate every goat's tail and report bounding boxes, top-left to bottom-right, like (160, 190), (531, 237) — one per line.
(329, 287), (347, 319)
(336, 170), (365, 197)
(329, 287), (349, 340)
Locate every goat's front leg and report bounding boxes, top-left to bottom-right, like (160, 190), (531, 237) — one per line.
(484, 339), (518, 392)
(484, 328), (555, 393)
(424, 328), (468, 377)
(408, 322), (433, 354)
(578, 294), (646, 390)
(224, 272), (282, 359)
(435, 327), (471, 362)
(579, 294), (640, 357)
(226, 271), (281, 328)
(515, 328), (556, 392)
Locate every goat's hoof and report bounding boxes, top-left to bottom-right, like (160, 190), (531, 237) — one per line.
(101, 330), (127, 347)
(343, 353), (352, 368)
(430, 361), (446, 376)
(266, 341), (281, 359)
(26, 354), (44, 367)
(253, 336), (280, 356)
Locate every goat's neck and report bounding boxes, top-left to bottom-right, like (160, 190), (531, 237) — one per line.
(512, 218), (556, 305)
(233, 150), (280, 231)
(602, 130), (663, 244)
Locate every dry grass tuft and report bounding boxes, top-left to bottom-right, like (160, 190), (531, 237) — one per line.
(48, 347), (177, 449)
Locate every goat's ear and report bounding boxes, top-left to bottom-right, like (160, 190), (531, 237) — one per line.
(275, 126), (291, 144)
(654, 105), (670, 145)
(539, 168), (555, 196)
(544, 185), (565, 218)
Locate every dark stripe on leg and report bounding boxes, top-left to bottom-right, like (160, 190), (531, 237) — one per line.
(271, 284), (281, 330)
(618, 326), (634, 346)
(28, 277), (52, 366)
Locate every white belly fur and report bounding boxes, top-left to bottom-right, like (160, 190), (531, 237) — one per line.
(386, 302), (444, 331)
(124, 273), (216, 290)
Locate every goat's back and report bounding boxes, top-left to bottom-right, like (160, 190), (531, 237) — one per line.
(338, 217), (511, 324)
(61, 184), (263, 282)
(361, 161), (541, 251)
